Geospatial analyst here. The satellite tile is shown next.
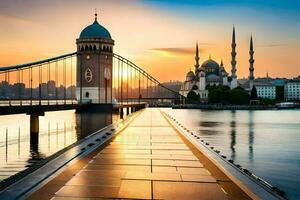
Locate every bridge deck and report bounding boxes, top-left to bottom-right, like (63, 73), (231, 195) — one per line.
(28, 108), (250, 200)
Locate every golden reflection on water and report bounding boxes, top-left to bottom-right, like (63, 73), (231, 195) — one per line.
(0, 109), (115, 181)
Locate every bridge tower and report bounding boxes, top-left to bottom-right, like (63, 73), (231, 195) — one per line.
(76, 12), (114, 104)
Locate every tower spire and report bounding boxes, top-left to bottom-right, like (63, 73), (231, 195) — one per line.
(94, 8), (98, 21)
(232, 25), (236, 44)
(249, 35), (255, 89)
(194, 42), (200, 72)
(230, 25), (237, 89)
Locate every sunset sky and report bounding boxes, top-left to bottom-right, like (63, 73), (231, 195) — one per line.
(0, 0), (299, 82)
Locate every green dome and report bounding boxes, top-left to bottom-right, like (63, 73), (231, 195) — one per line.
(79, 19), (112, 39)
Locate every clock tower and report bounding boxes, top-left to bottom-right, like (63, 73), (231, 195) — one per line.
(76, 12), (114, 104)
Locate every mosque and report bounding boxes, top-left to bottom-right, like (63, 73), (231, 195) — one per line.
(180, 26), (255, 102)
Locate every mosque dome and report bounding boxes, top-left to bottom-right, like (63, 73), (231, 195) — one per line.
(186, 70), (195, 81)
(79, 18), (112, 39)
(201, 59), (220, 70)
(201, 57), (220, 76)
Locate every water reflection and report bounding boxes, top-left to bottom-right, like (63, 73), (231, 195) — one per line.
(164, 108), (300, 199)
(230, 111), (236, 160)
(248, 111), (254, 161)
(0, 109), (114, 181)
(29, 133), (42, 160)
(200, 121), (223, 127)
(199, 129), (222, 135)
(76, 110), (112, 140)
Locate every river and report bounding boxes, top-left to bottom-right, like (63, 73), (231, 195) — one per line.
(0, 109), (120, 182)
(163, 108), (300, 200)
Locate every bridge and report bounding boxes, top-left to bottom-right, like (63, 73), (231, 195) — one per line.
(0, 37), (183, 133)
(0, 52), (181, 111)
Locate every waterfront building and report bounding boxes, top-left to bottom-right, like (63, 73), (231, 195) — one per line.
(284, 80), (300, 100)
(256, 83), (276, 99)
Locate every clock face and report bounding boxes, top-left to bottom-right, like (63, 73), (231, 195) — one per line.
(104, 67), (111, 80)
(85, 68), (93, 82)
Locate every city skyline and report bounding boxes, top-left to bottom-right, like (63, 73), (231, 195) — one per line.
(0, 0), (299, 82)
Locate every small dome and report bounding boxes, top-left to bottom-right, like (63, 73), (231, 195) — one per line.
(186, 71), (195, 81)
(186, 70), (194, 77)
(201, 59), (220, 69)
(79, 19), (112, 39)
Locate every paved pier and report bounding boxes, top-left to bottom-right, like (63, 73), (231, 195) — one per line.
(29, 108), (251, 200)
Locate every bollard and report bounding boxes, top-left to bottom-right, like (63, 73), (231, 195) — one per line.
(18, 126), (20, 157)
(64, 122), (66, 146)
(48, 122), (50, 151)
(6, 128), (8, 162)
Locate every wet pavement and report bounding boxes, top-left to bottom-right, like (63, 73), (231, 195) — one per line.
(28, 108), (251, 200)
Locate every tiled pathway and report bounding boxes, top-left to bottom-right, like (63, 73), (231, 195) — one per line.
(40, 108), (240, 199)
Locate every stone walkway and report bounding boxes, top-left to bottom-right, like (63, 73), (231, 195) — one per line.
(29, 108), (250, 200)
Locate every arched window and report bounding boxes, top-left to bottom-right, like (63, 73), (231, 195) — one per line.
(93, 45), (96, 51)
(89, 45), (92, 51)
(80, 46), (84, 51)
(85, 92), (89, 98)
(85, 45), (88, 51)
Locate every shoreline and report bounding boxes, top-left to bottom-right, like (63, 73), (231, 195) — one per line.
(172, 104), (299, 110)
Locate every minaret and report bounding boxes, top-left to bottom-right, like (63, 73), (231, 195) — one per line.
(230, 26), (238, 89)
(249, 35), (255, 90)
(195, 42), (200, 72)
(220, 59), (228, 86)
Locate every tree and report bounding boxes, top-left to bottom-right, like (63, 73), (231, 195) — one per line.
(276, 86), (284, 101)
(191, 85), (198, 91)
(186, 90), (200, 104)
(229, 88), (250, 105)
(208, 85), (230, 104)
(250, 86), (258, 100)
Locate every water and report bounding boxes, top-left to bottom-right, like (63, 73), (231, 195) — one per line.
(0, 109), (119, 182)
(163, 108), (300, 200)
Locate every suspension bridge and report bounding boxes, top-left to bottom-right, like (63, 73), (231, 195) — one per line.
(0, 13), (183, 134)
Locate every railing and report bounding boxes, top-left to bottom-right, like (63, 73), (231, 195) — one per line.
(0, 53), (77, 106)
(112, 53), (183, 105)
(0, 51), (185, 108)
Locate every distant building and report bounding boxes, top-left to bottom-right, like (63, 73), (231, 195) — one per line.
(285, 81), (300, 100)
(180, 26), (262, 102)
(160, 81), (182, 99)
(256, 83), (276, 99)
